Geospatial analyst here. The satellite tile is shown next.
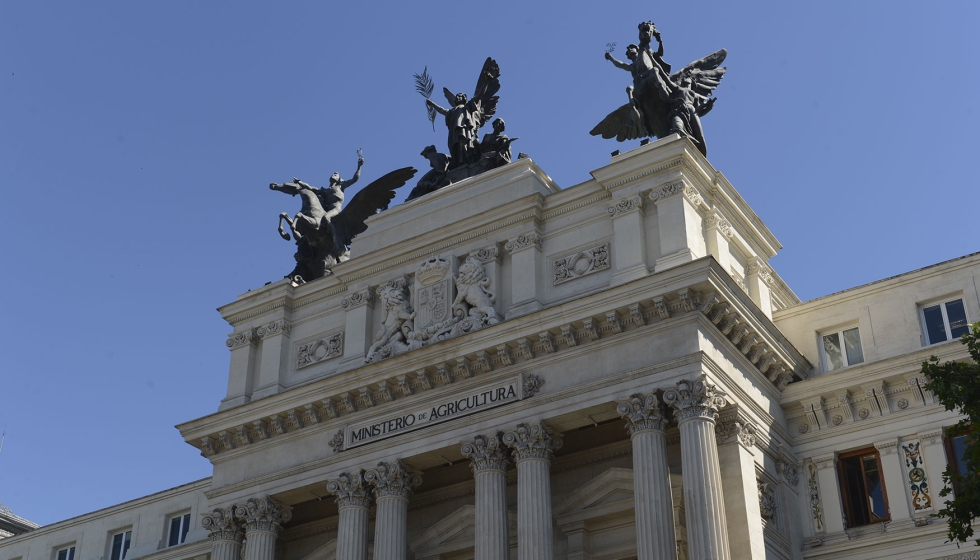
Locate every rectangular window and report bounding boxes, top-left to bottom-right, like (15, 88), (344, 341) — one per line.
(168, 513), (191, 547)
(837, 448), (889, 528)
(820, 327), (864, 372)
(56, 547), (75, 560)
(945, 430), (973, 493)
(922, 298), (970, 345)
(110, 531), (131, 560)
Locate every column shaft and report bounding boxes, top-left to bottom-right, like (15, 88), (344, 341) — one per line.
(475, 469), (510, 560)
(335, 506), (370, 560)
(242, 530), (277, 560)
(632, 430), (678, 560)
(678, 416), (731, 560)
(517, 458), (553, 560)
(210, 540), (242, 560)
(373, 496), (409, 560)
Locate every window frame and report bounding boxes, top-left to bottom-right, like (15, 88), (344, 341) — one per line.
(836, 447), (891, 528)
(109, 530), (132, 560)
(56, 546), (76, 560)
(818, 325), (864, 372)
(944, 426), (973, 494)
(920, 296), (970, 346)
(167, 512), (192, 547)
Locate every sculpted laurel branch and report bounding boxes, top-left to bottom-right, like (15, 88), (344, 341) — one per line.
(414, 66), (437, 131)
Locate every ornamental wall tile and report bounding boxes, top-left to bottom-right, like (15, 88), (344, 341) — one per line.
(901, 439), (934, 512)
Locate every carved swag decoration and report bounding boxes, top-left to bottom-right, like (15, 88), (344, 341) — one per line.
(365, 255), (501, 363)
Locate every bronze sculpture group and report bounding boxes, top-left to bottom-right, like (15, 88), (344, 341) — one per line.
(269, 21), (727, 283)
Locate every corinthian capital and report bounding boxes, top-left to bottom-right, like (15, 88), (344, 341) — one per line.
(325, 469), (372, 509)
(502, 420), (563, 462)
(234, 496), (292, 535)
(617, 392), (668, 435)
(201, 506), (243, 542)
(662, 377), (728, 423)
(461, 432), (509, 473)
(365, 459), (422, 500)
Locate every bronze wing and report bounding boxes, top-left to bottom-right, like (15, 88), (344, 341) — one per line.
(671, 49), (728, 100)
(333, 167), (418, 247)
(472, 57), (501, 129)
(590, 103), (648, 142)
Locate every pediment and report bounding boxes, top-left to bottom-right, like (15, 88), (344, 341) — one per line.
(297, 538), (336, 560)
(554, 467), (635, 516)
(409, 504), (517, 557)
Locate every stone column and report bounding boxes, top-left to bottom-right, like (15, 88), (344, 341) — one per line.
(703, 211), (734, 273)
(617, 392), (676, 560)
(503, 420), (563, 560)
(252, 319), (291, 400)
(745, 258), (774, 318)
(874, 439), (916, 528)
(649, 180), (706, 273)
(715, 412), (766, 560)
(340, 288), (374, 365)
(326, 470), (372, 560)
(201, 506), (244, 560)
(811, 454), (847, 542)
(221, 329), (257, 410)
(461, 432), (511, 560)
(235, 496), (292, 560)
(663, 377), (731, 560)
(918, 430), (952, 512)
(365, 459), (422, 560)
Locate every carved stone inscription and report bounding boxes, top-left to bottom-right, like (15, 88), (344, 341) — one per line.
(553, 243), (610, 285)
(345, 379), (519, 448)
(297, 332), (344, 368)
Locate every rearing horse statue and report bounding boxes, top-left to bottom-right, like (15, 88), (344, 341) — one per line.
(269, 164), (417, 283)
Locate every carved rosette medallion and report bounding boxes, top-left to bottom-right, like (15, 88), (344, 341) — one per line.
(616, 392), (668, 435)
(297, 332), (344, 368)
(607, 195), (643, 217)
(326, 470), (372, 509)
(758, 481), (777, 520)
(365, 459), (422, 500)
(504, 232), (542, 253)
(461, 432), (509, 474)
(226, 329), (256, 350)
(553, 243), (610, 285)
(662, 377), (728, 423)
(234, 496), (292, 535)
(341, 289), (374, 309)
(201, 506), (244, 542)
(256, 320), (291, 338)
(502, 420), (563, 462)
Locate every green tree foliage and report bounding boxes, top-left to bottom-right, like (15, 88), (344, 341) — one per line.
(922, 322), (980, 545)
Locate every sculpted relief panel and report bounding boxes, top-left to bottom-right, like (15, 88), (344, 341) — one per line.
(365, 254), (502, 364)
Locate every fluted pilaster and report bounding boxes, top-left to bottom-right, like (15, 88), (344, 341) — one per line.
(503, 421), (562, 560)
(664, 377), (731, 560)
(202, 506), (244, 560)
(365, 459), (421, 560)
(462, 432), (510, 560)
(235, 496), (291, 560)
(326, 470), (372, 560)
(618, 393), (677, 560)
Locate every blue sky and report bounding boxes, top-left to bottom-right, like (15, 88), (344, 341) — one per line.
(1, 2), (977, 525)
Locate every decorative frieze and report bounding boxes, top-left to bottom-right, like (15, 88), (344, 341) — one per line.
(297, 332), (344, 368)
(648, 180), (703, 207)
(505, 232), (542, 253)
(607, 195), (643, 217)
(461, 432), (509, 473)
(256, 320), (291, 338)
(553, 243), (610, 285)
(663, 377), (728, 422)
(235, 496), (292, 535)
(326, 469), (371, 508)
(617, 392), (668, 435)
(538, 332), (555, 354)
(560, 324), (577, 347)
(503, 420), (563, 461)
(365, 459), (422, 499)
(863, 381), (889, 416)
(806, 461), (824, 532)
(340, 289), (374, 309)
(226, 329), (256, 350)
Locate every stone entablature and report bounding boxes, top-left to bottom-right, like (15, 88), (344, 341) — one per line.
(183, 260), (808, 461)
(214, 137), (799, 411)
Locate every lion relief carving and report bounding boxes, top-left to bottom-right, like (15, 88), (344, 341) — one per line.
(365, 278), (416, 363)
(453, 255), (501, 325)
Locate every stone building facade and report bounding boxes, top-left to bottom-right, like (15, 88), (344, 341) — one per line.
(0, 135), (976, 560)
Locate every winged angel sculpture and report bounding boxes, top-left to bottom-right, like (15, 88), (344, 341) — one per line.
(270, 157), (417, 283)
(591, 21), (727, 156)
